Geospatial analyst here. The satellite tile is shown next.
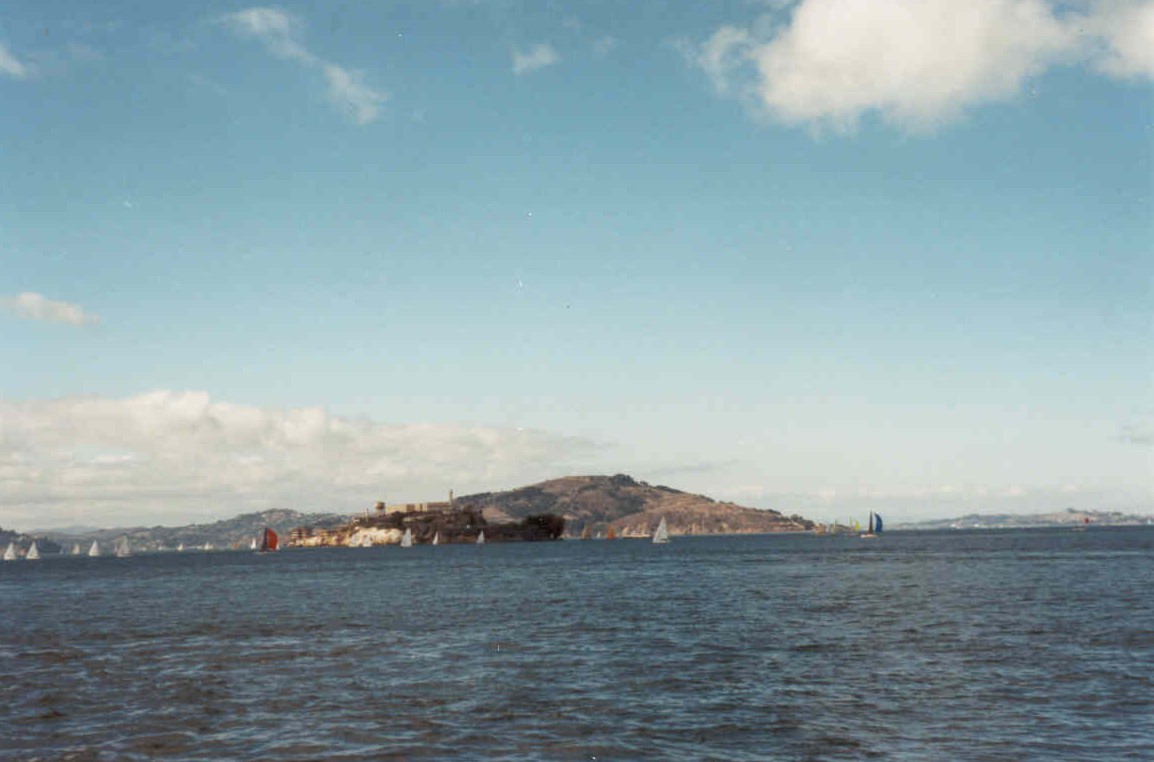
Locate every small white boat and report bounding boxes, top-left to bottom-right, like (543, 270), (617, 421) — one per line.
(176, 543), (184, 553)
(115, 537), (131, 558)
(652, 517), (670, 544)
(88, 541), (102, 558)
(71, 542), (82, 555)
(3, 542), (16, 561)
(476, 531), (485, 546)
(400, 528), (413, 548)
(432, 532), (440, 546)
(26, 541), (40, 560)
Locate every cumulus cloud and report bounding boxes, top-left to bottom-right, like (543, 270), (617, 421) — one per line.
(2, 292), (99, 325)
(220, 6), (386, 124)
(0, 42), (28, 79)
(512, 43), (560, 75)
(690, 0), (1153, 132)
(1087, 0), (1154, 78)
(0, 392), (599, 529)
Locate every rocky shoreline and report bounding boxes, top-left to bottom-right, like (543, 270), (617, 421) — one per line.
(289, 504), (564, 547)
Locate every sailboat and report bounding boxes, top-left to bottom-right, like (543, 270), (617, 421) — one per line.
(400, 528), (413, 548)
(71, 542), (82, 556)
(861, 511), (883, 538)
(26, 541), (40, 560)
(3, 542), (16, 561)
(176, 543), (184, 553)
(605, 526), (617, 541)
(250, 537), (258, 550)
(652, 517), (670, 544)
(580, 525), (592, 540)
(431, 532), (440, 546)
(476, 530), (485, 545)
(88, 540), (102, 557)
(257, 527), (279, 553)
(115, 537), (131, 558)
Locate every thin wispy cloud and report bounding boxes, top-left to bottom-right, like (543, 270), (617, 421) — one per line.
(0, 41), (29, 79)
(512, 43), (560, 75)
(592, 35), (618, 58)
(220, 6), (386, 124)
(0, 392), (600, 529)
(2, 292), (99, 326)
(689, 0), (1154, 133)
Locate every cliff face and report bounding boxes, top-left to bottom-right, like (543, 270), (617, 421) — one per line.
(455, 474), (814, 537)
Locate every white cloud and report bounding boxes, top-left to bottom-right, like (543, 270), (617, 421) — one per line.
(512, 43), (560, 75)
(0, 392), (599, 529)
(2, 292), (99, 325)
(694, 26), (753, 96)
(1086, 0), (1154, 79)
(220, 6), (386, 124)
(691, 0), (1153, 132)
(322, 62), (386, 125)
(0, 42), (28, 79)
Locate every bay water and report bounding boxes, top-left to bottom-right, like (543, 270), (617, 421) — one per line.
(3, 527), (1152, 760)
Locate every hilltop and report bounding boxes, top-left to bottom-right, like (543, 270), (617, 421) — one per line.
(455, 474), (814, 537)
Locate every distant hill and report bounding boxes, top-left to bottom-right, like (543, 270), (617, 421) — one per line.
(34, 509), (348, 552)
(895, 508), (1154, 531)
(455, 474), (814, 537)
(1, 526), (63, 555)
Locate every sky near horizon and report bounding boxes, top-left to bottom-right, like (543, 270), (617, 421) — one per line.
(2, 0), (1151, 531)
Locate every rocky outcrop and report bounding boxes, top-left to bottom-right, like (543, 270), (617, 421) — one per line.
(288, 505), (564, 547)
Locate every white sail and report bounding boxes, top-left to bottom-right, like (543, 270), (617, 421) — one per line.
(176, 543), (184, 552)
(652, 517), (670, 544)
(3, 542), (16, 561)
(115, 537), (131, 558)
(432, 532), (440, 546)
(250, 538), (258, 550)
(71, 542), (82, 555)
(476, 531), (485, 546)
(26, 541), (40, 560)
(400, 528), (413, 548)
(88, 540), (102, 558)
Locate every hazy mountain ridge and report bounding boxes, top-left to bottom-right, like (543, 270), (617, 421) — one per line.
(456, 474), (814, 536)
(894, 508), (1154, 531)
(30, 509), (347, 552)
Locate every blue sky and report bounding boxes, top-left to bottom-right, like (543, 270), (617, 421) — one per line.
(2, 0), (1151, 529)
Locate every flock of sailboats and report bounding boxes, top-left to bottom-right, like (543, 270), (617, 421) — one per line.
(2, 527), (287, 561)
(3, 540), (42, 560)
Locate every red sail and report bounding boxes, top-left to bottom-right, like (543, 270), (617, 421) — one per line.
(261, 527), (279, 552)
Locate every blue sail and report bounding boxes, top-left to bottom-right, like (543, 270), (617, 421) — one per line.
(873, 513), (883, 533)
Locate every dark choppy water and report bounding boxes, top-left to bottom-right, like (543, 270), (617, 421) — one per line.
(3, 528), (1153, 761)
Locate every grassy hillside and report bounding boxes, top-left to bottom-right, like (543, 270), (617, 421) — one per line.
(455, 474), (814, 537)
